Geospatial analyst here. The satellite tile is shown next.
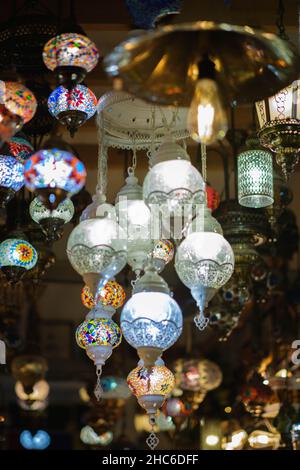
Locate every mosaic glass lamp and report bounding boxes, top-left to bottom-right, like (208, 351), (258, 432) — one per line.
(152, 239), (174, 273)
(0, 238), (38, 282)
(174, 358), (222, 392)
(0, 155), (24, 207)
(24, 148), (86, 210)
(6, 135), (34, 163)
(48, 85), (97, 136)
(43, 33), (99, 88)
(256, 79), (300, 180)
(81, 281), (126, 310)
(238, 136), (274, 208)
(4, 82), (37, 125)
(127, 360), (175, 449)
(121, 265), (183, 366)
(29, 197), (74, 242)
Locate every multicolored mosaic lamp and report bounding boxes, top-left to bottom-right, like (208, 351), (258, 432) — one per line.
(43, 33), (99, 88)
(6, 135), (34, 163)
(4, 82), (37, 125)
(0, 238), (38, 282)
(81, 281), (126, 310)
(0, 155), (24, 207)
(48, 85), (97, 136)
(127, 359), (175, 449)
(29, 197), (75, 242)
(24, 148), (86, 210)
(152, 239), (174, 273)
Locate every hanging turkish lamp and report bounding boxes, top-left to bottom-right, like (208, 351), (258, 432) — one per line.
(238, 134), (274, 208)
(29, 197), (74, 242)
(125, 0), (182, 29)
(116, 174), (152, 280)
(0, 155), (24, 208)
(5, 135), (34, 163)
(24, 148), (86, 210)
(175, 204), (234, 330)
(0, 81), (37, 142)
(127, 358), (175, 449)
(174, 357), (222, 393)
(67, 203), (127, 296)
(151, 239), (174, 273)
(43, 33), (99, 88)
(120, 263), (183, 367)
(143, 134), (205, 238)
(256, 79), (300, 180)
(77, 279), (125, 400)
(0, 238), (38, 283)
(104, 22), (299, 145)
(48, 85), (97, 137)
(76, 314), (122, 400)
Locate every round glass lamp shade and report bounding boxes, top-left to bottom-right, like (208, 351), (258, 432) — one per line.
(48, 85), (97, 120)
(43, 33), (99, 73)
(20, 430), (50, 450)
(143, 138), (205, 216)
(67, 215), (127, 281)
(0, 238), (38, 271)
(127, 364), (175, 398)
(238, 148), (274, 208)
(120, 291), (182, 351)
(96, 280), (126, 309)
(6, 136), (34, 163)
(174, 358), (222, 392)
(152, 239), (174, 273)
(29, 197), (74, 224)
(82, 285), (95, 309)
(0, 155), (24, 191)
(4, 82), (37, 124)
(24, 148), (86, 209)
(175, 232), (234, 290)
(76, 318), (122, 350)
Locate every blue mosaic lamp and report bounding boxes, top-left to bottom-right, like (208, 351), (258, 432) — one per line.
(0, 238), (38, 282)
(24, 148), (86, 210)
(48, 85), (97, 136)
(125, 0), (182, 29)
(0, 155), (24, 207)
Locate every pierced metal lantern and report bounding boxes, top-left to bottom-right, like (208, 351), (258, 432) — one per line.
(43, 33), (99, 88)
(48, 85), (97, 137)
(238, 136), (274, 209)
(256, 79), (300, 180)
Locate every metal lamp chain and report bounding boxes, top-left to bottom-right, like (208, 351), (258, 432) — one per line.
(276, 0), (289, 40)
(96, 113), (108, 196)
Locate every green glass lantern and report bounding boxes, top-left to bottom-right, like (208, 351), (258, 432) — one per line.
(238, 136), (274, 209)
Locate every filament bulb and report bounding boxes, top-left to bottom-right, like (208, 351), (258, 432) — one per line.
(187, 78), (228, 145)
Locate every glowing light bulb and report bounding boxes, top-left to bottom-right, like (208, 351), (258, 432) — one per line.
(187, 79), (227, 145)
(206, 434), (219, 446)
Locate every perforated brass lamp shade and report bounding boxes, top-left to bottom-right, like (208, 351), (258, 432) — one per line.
(104, 21), (299, 106)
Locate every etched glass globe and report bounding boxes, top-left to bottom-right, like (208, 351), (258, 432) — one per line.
(0, 155), (24, 207)
(67, 204), (127, 291)
(121, 266), (182, 364)
(143, 136), (205, 218)
(30, 197), (74, 224)
(116, 175), (152, 274)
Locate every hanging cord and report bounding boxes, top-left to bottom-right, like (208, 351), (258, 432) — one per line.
(276, 0), (289, 40)
(96, 113), (108, 197)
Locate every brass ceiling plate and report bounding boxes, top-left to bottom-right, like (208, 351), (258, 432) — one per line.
(104, 21), (300, 106)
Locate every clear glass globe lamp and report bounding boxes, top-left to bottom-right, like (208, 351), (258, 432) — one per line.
(48, 85), (97, 137)
(143, 135), (205, 235)
(116, 175), (152, 277)
(120, 264), (183, 366)
(24, 148), (86, 210)
(30, 197), (74, 242)
(43, 33), (99, 88)
(0, 155), (24, 208)
(175, 207), (234, 330)
(238, 136), (274, 208)
(67, 203), (127, 296)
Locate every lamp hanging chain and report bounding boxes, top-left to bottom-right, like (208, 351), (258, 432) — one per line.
(276, 0), (289, 40)
(201, 142), (207, 185)
(96, 112), (108, 197)
(128, 135), (137, 176)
